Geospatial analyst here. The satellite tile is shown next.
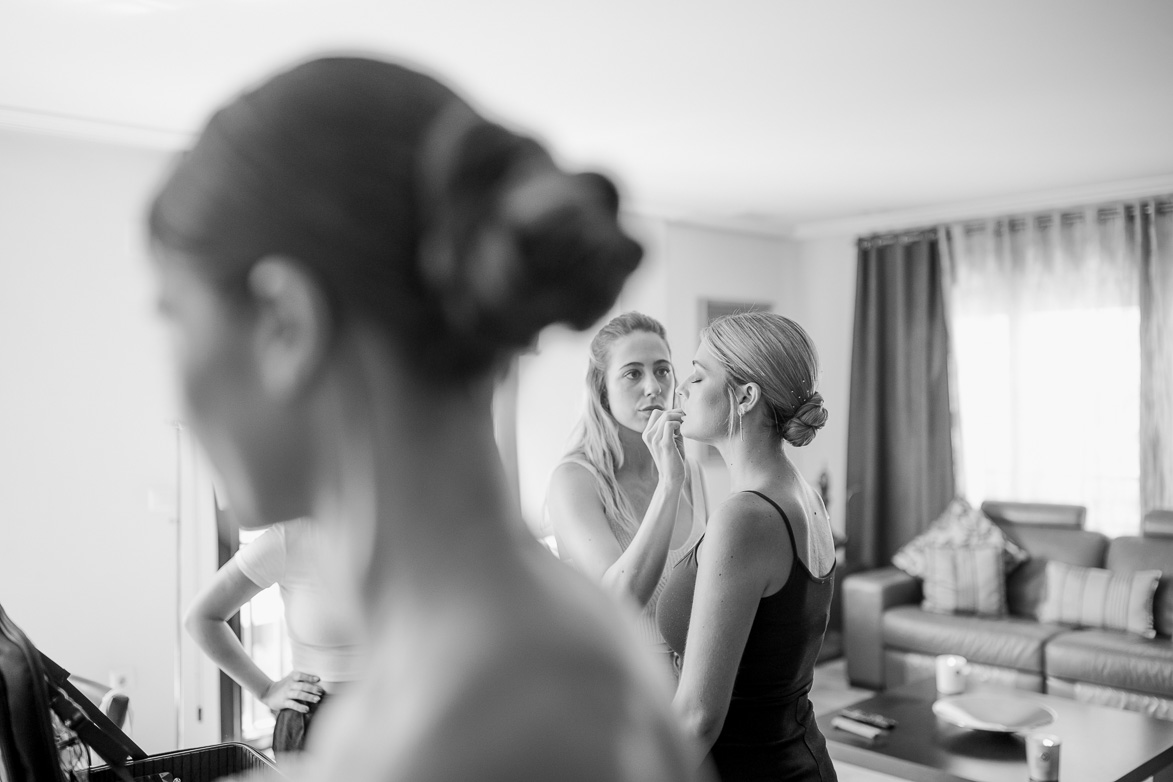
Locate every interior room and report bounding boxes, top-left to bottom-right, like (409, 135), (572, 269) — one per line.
(1, 1), (1171, 780)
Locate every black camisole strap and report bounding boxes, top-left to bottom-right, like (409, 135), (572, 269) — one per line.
(741, 490), (834, 582)
(743, 489), (799, 552)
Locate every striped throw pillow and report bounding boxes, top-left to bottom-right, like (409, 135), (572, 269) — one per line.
(922, 545), (1007, 616)
(1037, 561), (1160, 639)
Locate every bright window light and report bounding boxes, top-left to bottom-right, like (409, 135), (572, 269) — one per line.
(955, 305), (1140, 537)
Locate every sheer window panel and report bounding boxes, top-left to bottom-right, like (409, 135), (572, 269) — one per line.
(955, 306), (1140, 538)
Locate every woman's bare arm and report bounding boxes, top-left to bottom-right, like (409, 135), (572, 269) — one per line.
(671, 495), (791, 761)
(184, 559), (323, 712)
(548, 462), (683, 607)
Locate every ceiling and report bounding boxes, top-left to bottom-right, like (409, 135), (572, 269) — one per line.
(3, 0), (1173, 233)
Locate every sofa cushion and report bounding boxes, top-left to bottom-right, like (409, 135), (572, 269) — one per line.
(1143, 510), (1173, 538)
(1045, 629), (1173, 699)
(893, 498), (1029, 578)
(882, 605), (1067, 674)
(996, 524), (1109, 619)
(1107, 535), (1173, 637)
(1037, 561), (1160, 638)
(922, 545), (1006, 616)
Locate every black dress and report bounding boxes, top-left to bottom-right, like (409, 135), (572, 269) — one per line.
(657, 490), (838, 782)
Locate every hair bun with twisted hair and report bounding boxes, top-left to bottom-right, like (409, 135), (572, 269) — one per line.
(418, 114), (642, 374)
(782, 392), (828, 448)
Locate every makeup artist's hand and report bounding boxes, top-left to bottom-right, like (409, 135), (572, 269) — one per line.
(644, 407), (686, 488)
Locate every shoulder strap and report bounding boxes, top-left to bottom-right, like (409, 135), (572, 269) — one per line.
(743, 490), (799, 553)
(41, 653), (144, 782)
(42, 654), (146, 761)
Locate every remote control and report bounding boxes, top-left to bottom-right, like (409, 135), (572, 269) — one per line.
(839, 708), (898, 730)
(831, 715), (884, 740)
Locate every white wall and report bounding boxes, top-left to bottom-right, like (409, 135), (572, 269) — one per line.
(789, 234), (857, 538)
(0, 129), (219, 753)
(514, 216), (802, 532)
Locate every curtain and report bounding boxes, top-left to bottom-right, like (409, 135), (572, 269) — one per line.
(946, 198), (1173, 536)
(846, 230), (955, 570)
(1139, 200), (1173, 515)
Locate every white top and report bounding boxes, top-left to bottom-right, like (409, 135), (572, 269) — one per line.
(234, 519), (364, 683)
(558, 457), (708, 648)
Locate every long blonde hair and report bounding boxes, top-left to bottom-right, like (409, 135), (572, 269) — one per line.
(564, 312), (670, 530)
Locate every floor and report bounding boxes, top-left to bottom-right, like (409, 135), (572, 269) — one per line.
(810, 658), (910, 782)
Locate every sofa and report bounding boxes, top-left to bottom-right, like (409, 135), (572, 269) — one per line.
(843, 502), (1173, 720)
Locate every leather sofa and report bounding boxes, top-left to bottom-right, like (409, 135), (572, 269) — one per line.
(843, 503), (1173, 720)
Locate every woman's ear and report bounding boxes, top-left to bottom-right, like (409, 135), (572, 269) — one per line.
(738, 382), (761, 415)
(247, 255), (332, 400)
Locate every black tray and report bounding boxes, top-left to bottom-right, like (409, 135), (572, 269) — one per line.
(89, 741), (279, 781)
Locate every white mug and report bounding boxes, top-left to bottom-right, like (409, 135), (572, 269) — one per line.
(935, 654), (968, 695)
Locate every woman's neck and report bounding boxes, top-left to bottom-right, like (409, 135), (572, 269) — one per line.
(616, 422), (655, 480)
(310, 333), (522, 629)
(717, 429), (793, 493)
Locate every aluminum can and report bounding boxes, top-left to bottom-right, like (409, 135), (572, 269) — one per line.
(1026, 733), (1060, 781)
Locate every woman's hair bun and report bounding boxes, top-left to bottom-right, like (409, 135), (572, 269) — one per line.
(418, 119), (642, 373)
(499, 169), (641, 334)
(781, 392), (828, 447)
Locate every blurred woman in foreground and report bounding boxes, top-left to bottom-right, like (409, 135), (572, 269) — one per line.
(148, 55), (698, 781)
(659, 312), (838, 781)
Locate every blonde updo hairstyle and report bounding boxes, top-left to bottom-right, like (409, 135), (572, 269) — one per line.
(701, 311), (827, 447)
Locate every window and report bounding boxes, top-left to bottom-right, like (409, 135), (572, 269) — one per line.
(949, 211), (1142, 537)
(954, 304), (1140, 537)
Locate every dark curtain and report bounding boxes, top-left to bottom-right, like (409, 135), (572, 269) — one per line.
(845, 230), (955, 570)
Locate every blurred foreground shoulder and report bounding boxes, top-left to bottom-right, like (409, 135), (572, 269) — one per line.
(287, 557), (707, 782)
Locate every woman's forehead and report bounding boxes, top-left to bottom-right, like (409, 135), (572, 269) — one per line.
(608, 330), (670, 367)
(690, 341), (723, 375)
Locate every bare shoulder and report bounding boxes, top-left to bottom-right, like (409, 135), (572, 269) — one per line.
(312, 574), (694, 781)
(411, 640), (689, 781)
(706, 492), (787, 550)
(546, 461), (609, 539)
(548, 459), (599, 496)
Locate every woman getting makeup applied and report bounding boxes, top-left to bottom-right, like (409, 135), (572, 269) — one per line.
(659, 312), (838, 781)
(148, 56), (701, 781)
(546, 312), (707, 676)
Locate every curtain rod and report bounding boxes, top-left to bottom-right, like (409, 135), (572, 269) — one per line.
(858, 197), (1172, 246)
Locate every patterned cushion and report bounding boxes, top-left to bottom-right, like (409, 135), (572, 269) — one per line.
(922, 545), (1007, 616)
(1037, 561), (1161, 639)
(893, 497), (1030, 578)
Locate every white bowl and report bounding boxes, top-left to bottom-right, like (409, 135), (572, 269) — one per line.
(932, 694), (1057, 733)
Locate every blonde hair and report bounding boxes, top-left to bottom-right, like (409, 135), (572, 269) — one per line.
(564, 312), (670, 529)
(702, 312), (827, 447)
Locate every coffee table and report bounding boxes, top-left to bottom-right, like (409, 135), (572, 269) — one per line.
(817, 678), (1173, 782)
